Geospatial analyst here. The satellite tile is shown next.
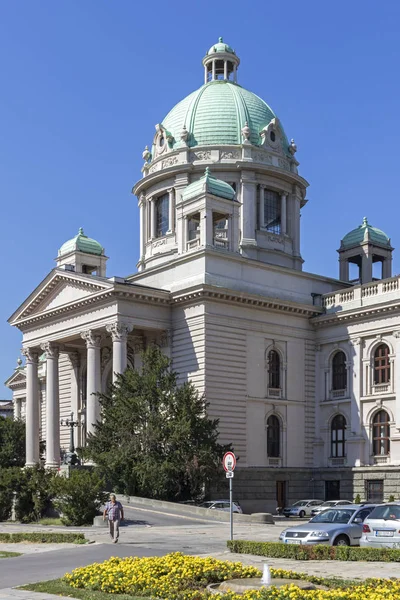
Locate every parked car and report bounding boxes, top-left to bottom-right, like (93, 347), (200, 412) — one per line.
(282, 499), (324, 518)
(198, 500), (243, 514)
(279, 504), (377, 546)
(310, 500), (353, 517)
(360, 503), (400, 548)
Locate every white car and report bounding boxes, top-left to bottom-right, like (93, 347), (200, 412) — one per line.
(360, 503), (400, 548)
(282, 499), (324, 518)
(199, 500), (243, 513)
(310, 500), (353, 517)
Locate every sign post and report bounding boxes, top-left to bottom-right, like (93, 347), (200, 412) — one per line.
(223, 452), (236, 541)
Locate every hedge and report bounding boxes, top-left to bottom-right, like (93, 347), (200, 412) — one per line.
(0, 532), (86, 544)
(227, 540), (400, 562)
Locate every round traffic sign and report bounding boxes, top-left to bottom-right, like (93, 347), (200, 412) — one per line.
(222, 451), (236, 472)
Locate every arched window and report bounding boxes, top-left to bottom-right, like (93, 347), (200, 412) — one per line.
(331, 414), (346, 458)
(332, 351), (347, 391)
(374, 344), (390, 384)
(373, 410), (390, 455)
(268, 350), (280, 389)
(156, 193), (169, 237)
(267, 415), (280, 457)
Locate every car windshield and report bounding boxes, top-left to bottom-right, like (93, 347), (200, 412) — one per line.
(321, 501), (337, 507)
(368, 505), (400, 520)
(293, 501), (308, 507)
(199, 502), (214, 508)
(310, 509), (355, 524)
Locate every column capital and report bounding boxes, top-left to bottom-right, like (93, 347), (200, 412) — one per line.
(106, 322), (133, 341)
(167, 187), (174, 194)
(393, 331), (400, 339)
(280, 190), (288, 197)
(349, 337), (363, 348)
(138, 194), (146, 207)
(21, 347), (39, 364)
(40, 342), (60, 359)
(81, 330), (102, 348)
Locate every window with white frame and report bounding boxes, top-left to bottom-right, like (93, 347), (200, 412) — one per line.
(331, 414), (346, 458)
(374, 344), (390, 385)
(156, 193), (169, 237)
(263, 189), (281, 234)
(372, 410), (390, 455)
(268, 349), (280, 389)
(332, 351), (347, 391)
(267, 414), (280, 457)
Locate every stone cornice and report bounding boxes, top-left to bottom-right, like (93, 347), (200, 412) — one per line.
(171, 284), (321, 317)
(312, 298), (400, 327)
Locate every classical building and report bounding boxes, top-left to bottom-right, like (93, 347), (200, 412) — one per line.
(6, 39), (400, 511)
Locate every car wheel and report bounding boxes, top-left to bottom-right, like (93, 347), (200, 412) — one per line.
(333, 535), (350, 546)
(299, 510), (305, 518)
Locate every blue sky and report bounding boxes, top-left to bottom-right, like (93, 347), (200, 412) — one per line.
(1, 0), (400, 397)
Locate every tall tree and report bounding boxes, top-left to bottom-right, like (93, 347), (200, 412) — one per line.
(0, 415), (25, 468)
(86, 345), (230, 500)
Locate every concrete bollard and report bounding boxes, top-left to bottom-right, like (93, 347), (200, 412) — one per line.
(250, 513), (275, 524)
(93, 516), (108, 528)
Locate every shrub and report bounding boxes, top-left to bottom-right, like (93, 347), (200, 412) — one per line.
(51, 469), (108, 526)
(227, 540), (400, 562)
(0, 532), (85, 543)
(354, 493), (361, 503)
(14, 467), (55, 523)
(388, 494), (395, 502)
(0, 467), (20, 521)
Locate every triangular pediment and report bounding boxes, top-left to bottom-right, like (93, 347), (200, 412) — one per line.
(9, 269), (113, 324)
(5, 369), (26, 388)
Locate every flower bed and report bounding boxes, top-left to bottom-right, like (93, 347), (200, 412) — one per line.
(62, 552), (400, 600)
(227, 539), (400, 561)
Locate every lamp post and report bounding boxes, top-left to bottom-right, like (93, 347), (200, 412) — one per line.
(60, 412), (79, 463)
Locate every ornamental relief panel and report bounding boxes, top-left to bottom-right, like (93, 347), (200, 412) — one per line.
(252, 151), (273, 164)
(161, 156), (178, 169)
(190, 150), (211, 161)
(220, 150), (240, 160)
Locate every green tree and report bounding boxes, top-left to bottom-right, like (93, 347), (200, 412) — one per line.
(51, 469), (108, 525)
(86, 345), (230, 500)
(0, 415), (25, 468)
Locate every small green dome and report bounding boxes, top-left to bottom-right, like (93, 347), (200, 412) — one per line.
(182, 168), (235, 201)
(341, 217), (391, 249)
(161, 80), (288, 149)
(207, 37), (235, 55)
(58, 228), (104, 257)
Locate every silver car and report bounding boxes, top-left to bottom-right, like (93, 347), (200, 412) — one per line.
(279, 504), (377, 546)
(360, 503), (400, 548)
(198, 500), (243, 514)
(282, 499), (324, 518)
(310, 500), (353, 517)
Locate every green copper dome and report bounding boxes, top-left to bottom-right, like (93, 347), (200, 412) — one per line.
(58, 228), (104, 257)
(341, 217), (391, 249)
(182, 167), (235, 201)
(161, 80), (288, 150)
(207, 36), (235, 55)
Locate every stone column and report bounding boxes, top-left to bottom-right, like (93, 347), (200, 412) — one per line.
(382, 256), (392, 279)
(167, 188), (175, 234)
(361, 248), (373, 284)
(293, 194), (301, 256)
(41, 342), (60, 468)
(280, 192), (287, 235)
(106, 322), (132, 383)
(150, 198), (156, 240)
(394, 332), (400, 428)
(339, 257), (349, 282)
(233, 64), (237, 83)
(14, 398), (21, 420)
(224, 60), (228, 80)
(81, 331), (102, 436)
(259, 185), (265, 229)
(69, 352), (81, 448)
(205, 208), (213, 246)
(240, 173), (257, 249)
(212, 60), (216, 81)
(204, 64), (207, 84)
(21, 348), (40, 466)
(349, 338), (362, 436)
(139, 194), (146, 259)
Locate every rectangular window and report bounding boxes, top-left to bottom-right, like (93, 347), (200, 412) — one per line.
(366, 480), (384, 503)
(156, 193), (169, 237)
(264, 189), (281, 234)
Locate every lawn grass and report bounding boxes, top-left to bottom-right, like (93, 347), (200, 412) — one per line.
(0, 551), (21, 558)
(38, 517), (63, 526)
(20, 579), (144, 600)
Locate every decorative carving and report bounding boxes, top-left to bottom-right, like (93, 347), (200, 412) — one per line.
(21, 347), (39, 364)
(152, 238), (167, 248)
(278, 157), (289, 170)
(349, 337), (362, 347)
(267, 234), (284, 244)
(393, 331), (400, 339)
(142, 145), (151, 163)
(192, 150), (211, 161)
(40, 342), (59, 359)
(160, 330), (171, 348)
(81, 330), (102, 348)
(180, 125), (189, 145)
(241, 121), (251, 143)
(253, 152), (272, 164)
(132, 335), (145, 353)
(162, 156), (178, 169)
(221, 150), (240, 160)
(288, 138), (297, 156)
(101, 347), (111, 370)
(149, 162), (160, 174)
(106, 322), (132, 341)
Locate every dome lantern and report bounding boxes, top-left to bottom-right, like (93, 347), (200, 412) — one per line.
(56, 228), (108, 277)
(202, 37), (240, 84)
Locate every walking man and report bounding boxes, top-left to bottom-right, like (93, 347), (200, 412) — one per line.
(103, 494), (124, 543)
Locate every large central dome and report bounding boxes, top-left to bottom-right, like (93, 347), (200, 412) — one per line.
(162, 80), (285, 148)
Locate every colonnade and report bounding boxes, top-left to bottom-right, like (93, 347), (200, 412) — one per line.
(21, 321), (132, 468)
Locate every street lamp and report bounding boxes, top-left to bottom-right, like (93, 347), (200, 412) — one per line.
(60, 412), (79, 464)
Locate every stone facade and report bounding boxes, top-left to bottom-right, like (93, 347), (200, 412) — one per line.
(5, 39), (400, 513)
